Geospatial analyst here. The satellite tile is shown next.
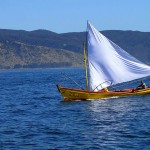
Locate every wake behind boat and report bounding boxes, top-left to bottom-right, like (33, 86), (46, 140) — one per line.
(57, 22), (150, 101)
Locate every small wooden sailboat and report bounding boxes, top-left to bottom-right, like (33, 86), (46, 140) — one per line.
(57, 22), (150, 101)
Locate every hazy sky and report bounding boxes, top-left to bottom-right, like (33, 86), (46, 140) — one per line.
(0, 0), (150, 33)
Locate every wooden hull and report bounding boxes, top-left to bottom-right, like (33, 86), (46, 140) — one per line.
(57, 84), (150, 101)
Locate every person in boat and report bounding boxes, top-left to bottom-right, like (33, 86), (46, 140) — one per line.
(102, 87), (109, 92)
(136, 80), (147, 90)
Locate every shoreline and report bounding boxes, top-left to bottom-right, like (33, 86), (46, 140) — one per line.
(0, 67), (84, 71)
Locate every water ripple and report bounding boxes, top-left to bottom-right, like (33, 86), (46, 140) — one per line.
(0, 68), (150, 149)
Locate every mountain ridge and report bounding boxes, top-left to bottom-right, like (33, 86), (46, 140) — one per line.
(0, 29), (150, 69)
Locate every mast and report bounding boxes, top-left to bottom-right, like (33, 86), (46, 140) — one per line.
(84, 21), (89, 90)
(83, 42), (88, 90)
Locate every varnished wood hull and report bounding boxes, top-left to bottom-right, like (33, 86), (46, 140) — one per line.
(57, 84), (150, 101)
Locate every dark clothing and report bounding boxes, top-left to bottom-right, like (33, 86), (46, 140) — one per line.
(137, 81), (146, 89)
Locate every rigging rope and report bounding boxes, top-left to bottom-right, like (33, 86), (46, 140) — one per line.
(110, 76), (150, 90)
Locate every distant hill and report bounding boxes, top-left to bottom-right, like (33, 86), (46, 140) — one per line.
(0, 29), (150, 69)
(0, 40), (83, 69)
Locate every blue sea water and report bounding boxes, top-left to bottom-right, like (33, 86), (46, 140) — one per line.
(0, 68), (150, 149)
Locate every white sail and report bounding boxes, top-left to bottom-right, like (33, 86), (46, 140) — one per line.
(87, 22), (150, 91)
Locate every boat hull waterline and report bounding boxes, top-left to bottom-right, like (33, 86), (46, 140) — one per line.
(57, 85), (150, 101)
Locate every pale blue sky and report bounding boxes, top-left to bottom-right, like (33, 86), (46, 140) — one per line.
(0, 0), (150, 33)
